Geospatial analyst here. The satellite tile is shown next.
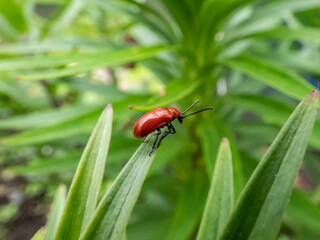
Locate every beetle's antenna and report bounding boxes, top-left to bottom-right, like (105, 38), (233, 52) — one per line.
(181, 107), (214, 119)
(181, 101), (200, 115)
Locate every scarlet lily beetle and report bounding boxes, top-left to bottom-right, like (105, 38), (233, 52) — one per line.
(133, 101), (213, 155)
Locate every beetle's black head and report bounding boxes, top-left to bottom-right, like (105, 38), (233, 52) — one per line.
(177, 115), (183, 124)
(178, 101), (213, 124)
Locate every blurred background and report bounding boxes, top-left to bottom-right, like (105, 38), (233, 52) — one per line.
(0, 0), (320, 239)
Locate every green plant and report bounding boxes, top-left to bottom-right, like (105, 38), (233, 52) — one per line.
(1, 0), (320, 239)
(31, 90), (317, 240)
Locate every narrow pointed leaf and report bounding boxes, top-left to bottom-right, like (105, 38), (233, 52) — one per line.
(0, 40), (112, 55)
(80, 130), (165, 240)
(210, 119), (245, 200)
(219, 91), (318, 240)
(197, 138), (233, 240)
(31, 227), (46, 240)
(0, 54), (98, 71)
(54, 104), (113, 240)
(130, 79), (200, 111)
(44, 185), (67, 240)
(226, 94), (320, 148)
(0, 104), (103, 130)
(5, 152), (82, 176)
(0, 110), (100, 146)
(226, 55), (314, 100)
(18, 46), (173, 80)
(224, 0), (320, 41)
(0, 0), (27, 33)
(254, 27), (320, 43)
(0, 14), (18, 41)
(42, 0), (85, 37)
(260, 52), (320, 76)
(252, 0), (320, 20)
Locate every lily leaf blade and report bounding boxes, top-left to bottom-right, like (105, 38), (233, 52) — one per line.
(80, 131), (165, 240)
(197, 138), (234, 240)
(54, 104), (113, 240)
(219, 91), (318, 240)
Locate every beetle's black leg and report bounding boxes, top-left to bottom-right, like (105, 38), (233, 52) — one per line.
(156, 123), (176, 149)
(142, 136), (146, 143)
(169, 123), (176, 134)
(149, 129), (161, 156)
(156, 131), (169, 149)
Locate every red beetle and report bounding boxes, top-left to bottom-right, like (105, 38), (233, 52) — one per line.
(133, 101), (213, 155)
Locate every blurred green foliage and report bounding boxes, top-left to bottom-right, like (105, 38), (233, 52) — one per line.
(0, 0), (320, 239)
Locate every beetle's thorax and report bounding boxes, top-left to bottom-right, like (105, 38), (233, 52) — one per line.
(167, 108), (180, 119)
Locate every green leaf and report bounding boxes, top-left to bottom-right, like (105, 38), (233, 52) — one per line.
(226, 55), (314, 100)
(165, 172), (209, 240)
(54, 104), (113, 240)
(0, 77), (50, 108)
(0, 0), (27, 42)
(0, 104), (103, 130)
(128, 215), (171, 240)
(41, 0), (85, 38)
(130, 79), (200, 111)
(304, 153), (320, 184)
(79, 130), (165, 240)
(96, 0), (176, 43)
(44, 185), (67, 240)
(258, 52), (320, 76)
(5, 152), (81, 176)
(68, 81), (127, 101)
(126, 175), (174, 240)
(0, 94), (149, 146)
(219, 91), (318, 240)
(0, 0), (27, 33)
(0, 108), (102, 146)
(149, 137), (185, 176)
(0, 14), (18, 41)
(223, 0), (320, 42)
(160, 0), (194, 41)
(6, 138), (138, 177)
(226, 94), (292, 126)
(210, 119), (245, 200)
(252, 0), (320, 20)
(254, 26), (320, 43)
(0, 40), (114, 55)
(31, 227), (46, 240)
(0, 53), (109, 71)
(225, 94), (320, 149)
(197, 138), (234, 240)
(233, 122), (280, 150)
(236, 153), (320, 237)
(18, 45), (173, 80)
(197, 0), (254, 56)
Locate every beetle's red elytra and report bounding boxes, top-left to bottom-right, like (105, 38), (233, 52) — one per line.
(133, 107), (179, 138)
(133, 101), (213, 155)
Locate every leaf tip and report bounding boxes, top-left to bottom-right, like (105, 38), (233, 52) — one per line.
(58, 184), (67, 192)
(105, 104), (113, 110)
(308, 90), (318, 99)
(222, 137), (229, 144)
(39, 226), (46, 231)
